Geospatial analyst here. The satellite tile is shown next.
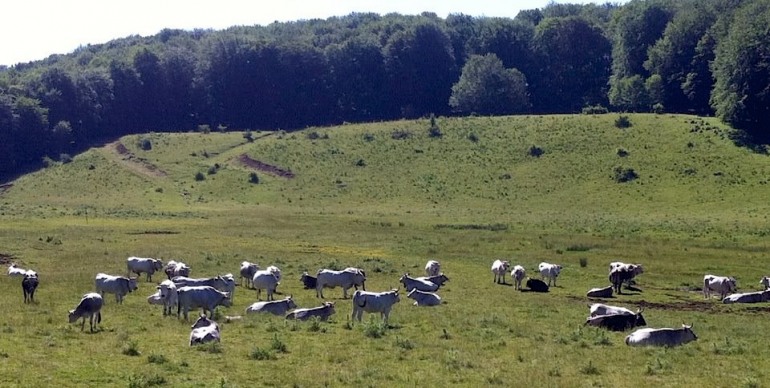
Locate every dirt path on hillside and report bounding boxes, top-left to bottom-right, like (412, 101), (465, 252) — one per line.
(103, 141), (168, 178)
(234, 154), (295, 178)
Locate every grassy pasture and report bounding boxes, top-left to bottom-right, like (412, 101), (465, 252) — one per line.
(1, 114), (770, 387)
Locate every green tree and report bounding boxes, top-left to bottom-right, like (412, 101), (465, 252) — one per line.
(711, 0), (770, 135)
(608, 75), (649, 112)
(449, 53), (530, 115)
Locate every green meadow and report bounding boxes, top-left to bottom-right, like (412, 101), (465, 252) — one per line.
(1, 114), (769, 387)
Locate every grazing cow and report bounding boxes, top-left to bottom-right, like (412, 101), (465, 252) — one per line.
(589, 303), (635, 318)
(586, 286), (614, 298)
(158, 279), (178, 316)
(625, 324), (697, 347)
(525, 278), (549, 292)
(407, 289), (441, 306)
(189, 314), (221, 346)
(239, 261), (260, 288)
(609, 262), (644, 286)
(491, 260), (511, 284)
(246, 296), (297, 316)
(68, 292), (103, 332)
(351, 289), (400, 324)
(286, 301), (336, 321)
(22, 272), (39, 303)
(164, 260), (190, 279)
(176, 285), (232, 321)
(416, 273), (449, 288)
(126, 257), (164, 282)
(609, 267), (637, 294)
(538, 262), (562, 287)
(399, 273), (440, 293)
(8, 263), (29, 277)
(722, 290), (770, 304)
(251, 269), (280, 301)
(94, 273), (138, 304)
(425, 260), (441, 277)
(760, 276), (770, 290)
(300, 272), (317, 289)
(316, 268), (367, 299)
(703, 275), (737, 300)
(511, 265), (526, 290)
(585, 309), (646, 331)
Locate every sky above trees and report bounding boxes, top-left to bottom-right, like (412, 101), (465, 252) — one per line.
(1, 0), (623, 66)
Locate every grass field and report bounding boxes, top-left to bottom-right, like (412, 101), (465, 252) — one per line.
(1, 114), (769, 387)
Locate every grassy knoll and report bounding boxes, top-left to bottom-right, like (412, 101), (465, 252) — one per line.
(0, 114), (769, 387)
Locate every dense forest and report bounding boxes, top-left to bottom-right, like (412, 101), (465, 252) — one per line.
(1, 0), (769, 179)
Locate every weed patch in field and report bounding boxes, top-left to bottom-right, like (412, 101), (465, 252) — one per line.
(127, 373), (166, 388)
(122, 340), (141, 356)
(248, 347), (276, 360)
(434, 223), (508, 231)
(196, 342), (222, 354)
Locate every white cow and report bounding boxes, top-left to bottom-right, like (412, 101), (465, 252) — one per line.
(286, 301), (336, 321)
(586, 286), (614, 298)
(491, 260), (510, 284)
(760, 276), (770, 290)
(239, 261), (260, 288)
(251, 269), (280, 301)
(415, 273), (450, 288)
(126, 256), (164, 282)
(625, 324), (698, 347)
(147, 291), (164, 306)
(703, 274), (737, 299)
(316, 268), (367, 299)
(189, 314), (221, 346)
(94, 273), (138, 304)
(425, 260), (441, 277)
(172, 275), (229, 293)
(351, 289), (400, 324)
(722, 290), (770, 304)
(511, 265), (526, 290)
(266, 265), (282, 281)
(176, 285), (232, 321)
(246, 296), (297, 316)
(407, 289), (441, 306)
(8, 263), (29, 277)
(609, 262), (644, 287)
(538, 262), (562, 287)
(164, 260), (190, 279)
(399, 273), (440, 292)
(68, 292), (103, 332)
(589, 303), (635, 318)
(158, 279), (178, 316)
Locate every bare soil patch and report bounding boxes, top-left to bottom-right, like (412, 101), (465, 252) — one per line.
(235, 154), (295, 178)
(105, 141), (168, 178)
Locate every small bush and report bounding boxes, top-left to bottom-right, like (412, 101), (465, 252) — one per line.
(59, 153), (73, 164)
(613, 166), (639, 183)
(355, 159), (366, 167)
(580, 361), (600, 375)
(248, 172), (260, 184)
(138, 138), (152, 151)
(394, 337), (414, 350)
(617, 148), (629, 157)
(249, 347), (276, 360)
(579, 257), (588, 268)
(615, 115), (632, 128)
(207, 166), (218, 175)
(428, 126), (442, 138)
(197, 124), (211, 133)
(307, 131), (321, 140)
(363, 133), (375, 142)
(194, 172), (206, 181)
(307, 317), (323, 333)
(652, 103), (665, 114)
(196, 342), (222, 354)
(42, 156), (56, 168)
(528, 146), (544, 158)
(582, 104), (609, 114)
(147, 354), (167, 364)
(270, 335), (288, 353)
(243, 131), (254, 142)
(362, 319), (388, 338)
(391, 130), (411, 140)
(468, 133), (479, 143)
(122, 340), (141, 356)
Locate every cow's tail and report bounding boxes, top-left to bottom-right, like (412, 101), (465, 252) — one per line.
(96, 311), (102, 324)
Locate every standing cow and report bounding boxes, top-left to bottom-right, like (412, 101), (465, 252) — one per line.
(158, 279), (178, 316)
(511, 265), (526, 290)
(164, 260), (191, 279)
(176, 285), (232, 321)
(68, 293), (103, 332)
(94, 273), (138, 304)
(491, 260), (511, 284)
(126, 257), (164, 282)
(251, 269), (280, 301)
(538, 262), (562, 287)
(703, 275), (737, 300)
(625, 324), (697, 347)
(425, 260), (441, 277)
(239, 261), (260, 288)
(22, 272), (39, 303)
(316, 268), (367, 299)
(351, 289), (400, 324)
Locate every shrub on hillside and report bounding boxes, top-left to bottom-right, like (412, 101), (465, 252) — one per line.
(195, 172), (206, 181)
(248, 172), (260, 184)
(615, 115), (632, 129)
(529, 145), (544, 157)
(138, 138), (152, 151)
(613, 166), (638, 182)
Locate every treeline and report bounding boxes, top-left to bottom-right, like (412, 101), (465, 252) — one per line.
(1, 0), (769, 179)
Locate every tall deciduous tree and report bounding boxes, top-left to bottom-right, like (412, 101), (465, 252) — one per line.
(449, 53), (530, 115)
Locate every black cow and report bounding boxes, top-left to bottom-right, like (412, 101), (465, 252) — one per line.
(300, 272), (317, 290)
(585, 310), (646, 331)
(22, 273), (39, 303)
(525, 278), (549, 293)
(609, 267), (635, 294)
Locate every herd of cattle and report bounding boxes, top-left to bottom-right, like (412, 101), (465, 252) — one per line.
(5, 256), (767, 347)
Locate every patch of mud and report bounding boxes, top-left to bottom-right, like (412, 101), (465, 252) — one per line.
(235, 154), (295, 178)
(0, 253), (14, 265)
(105, 141), (167, 178)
